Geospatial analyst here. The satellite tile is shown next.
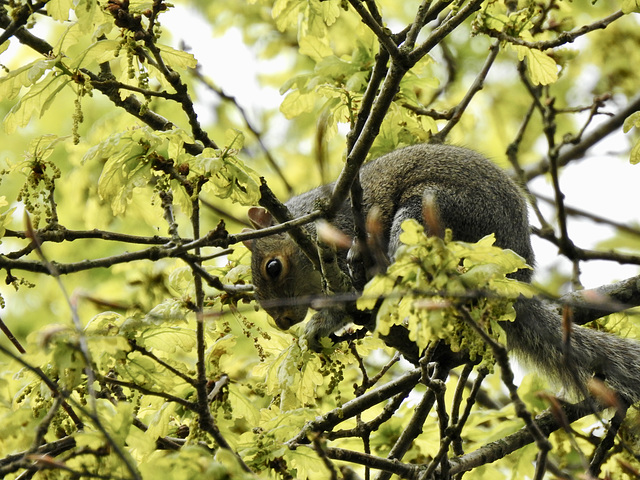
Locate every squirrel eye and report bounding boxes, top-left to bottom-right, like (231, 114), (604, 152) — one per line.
(265, 258), (283, 279)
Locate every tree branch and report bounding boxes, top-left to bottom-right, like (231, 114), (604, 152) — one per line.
(485, 10), (624, 52)
(347, 0), (401, 60)
(560, 275), (640, 325)
(0, 2), (49, 52)
(0, 221), (230, 276)
(376, 365), (440, 480)
(523, 93), (640, 181)
(446, 401), (595, 476)
(432, 40), (500, 143)
(288, 367), (422, 446)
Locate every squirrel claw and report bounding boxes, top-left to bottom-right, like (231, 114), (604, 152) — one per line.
(304, 308), (351, 352)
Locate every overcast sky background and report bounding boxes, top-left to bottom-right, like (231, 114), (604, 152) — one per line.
(161, 5), (640, 292)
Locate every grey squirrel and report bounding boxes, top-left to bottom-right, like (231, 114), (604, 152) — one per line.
(244, 144), (640, 404)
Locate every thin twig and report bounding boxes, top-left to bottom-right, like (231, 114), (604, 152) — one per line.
(288, 367), (423, 446)
(0, 315), (26, 353)
(193, 70), (292, 194)
(347, 0), (401, 60)
(458, 307), (552, 473)
(1, 225), (232, 276)
(485, 10), (624, 51)
(523, 93), (640, 181)
(98, 374), (196, 409)
(433, 40), (500, 143)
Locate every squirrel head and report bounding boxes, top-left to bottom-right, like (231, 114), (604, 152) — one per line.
(243, 207), (323, 330)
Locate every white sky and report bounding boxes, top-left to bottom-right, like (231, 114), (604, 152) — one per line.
(162, 4), (640, 291)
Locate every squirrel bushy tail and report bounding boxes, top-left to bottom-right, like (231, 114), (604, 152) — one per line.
(510, 297), (640, 404)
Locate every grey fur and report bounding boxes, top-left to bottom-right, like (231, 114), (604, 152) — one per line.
(248, 144), (640, 403)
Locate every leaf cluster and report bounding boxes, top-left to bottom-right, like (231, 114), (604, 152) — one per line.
(360, 220), (532, 363)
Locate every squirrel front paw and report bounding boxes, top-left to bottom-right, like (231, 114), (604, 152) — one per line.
(304, 308), (351, 351)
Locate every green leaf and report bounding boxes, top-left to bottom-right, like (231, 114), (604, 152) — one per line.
(299, 35), (332, 61)
(156, 44), (198, 70)
(195, 147), (261, 206)
(97, 144), (151, 215)
(143, 327), (197, 354)
(0, 196), (16, 241)
(631, 139), (640, 165)
(357, 274), (394, 311)
(622, 0), (640, 14)
(145, 299), (189, 324)
(623, 111), (640, 133)
(4, 73), (71, 134)
(88, 127), (194, 215)
(225, 128), (245, 150)
(228, 384), (260, 426)
(623, 113), (640, 164)
(0, 59), (58, 101)
(70, 39), (121, 69)
(85, 311), (125, 336)
(361, 220), (526, 361)
(47, 0), (74, 21)
(272, 0), (304, 32)
(513, 45), (558, 86)
(453, 235), (530, 278)
(75, 0), (104, 33)
(280, 89), (316, 118)
(27, 134), (71, 162)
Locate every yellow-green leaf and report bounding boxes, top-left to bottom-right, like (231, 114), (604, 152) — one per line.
(631, 139), (640, 165)
(195, 147), (261, 205)
(623, 112), (640, 133)
(4, 73), (70, 134)
(157, 44), (198, 70)
(0, 59), (58, 101)
(70, 39), (121, 69)
(47, 0), (74, 21)
(299, 35), (332, 61)
(513, 45), (558, 86)
(97, 147), (150, 215)
(622, 0), (640, 14)
(280, 89), (316, 118)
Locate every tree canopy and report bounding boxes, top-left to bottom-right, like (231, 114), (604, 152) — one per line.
(1, 0), (640, 479)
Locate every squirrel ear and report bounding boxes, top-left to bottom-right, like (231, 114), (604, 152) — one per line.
(240, 228), (254, 251)
(247, 206), (274, 230)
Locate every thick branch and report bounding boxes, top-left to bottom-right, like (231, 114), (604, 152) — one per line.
(332, 0), (485, 215)
(81, 68), (181, 139)
(408, 0), (484, 64)
(329, 60), (408, 214)
(561, 275), (640, 325)
(446, 401), (594, 476)
(534, 227), (640, 266)
(0, 2), (50, 53)
(4, 227), (180, 254)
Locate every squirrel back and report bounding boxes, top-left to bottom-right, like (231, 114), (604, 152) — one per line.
(245, 144), (640, 403)
(283, 144), (533, 274)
